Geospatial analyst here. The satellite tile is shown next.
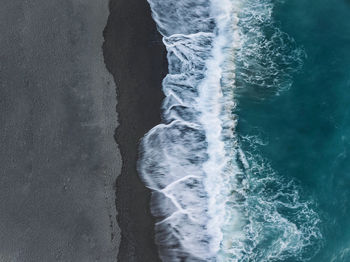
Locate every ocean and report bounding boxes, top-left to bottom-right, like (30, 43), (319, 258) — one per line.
(138, 0), (350, 261)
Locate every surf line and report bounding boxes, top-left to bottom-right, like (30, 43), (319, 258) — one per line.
(138, 0), (249, 260)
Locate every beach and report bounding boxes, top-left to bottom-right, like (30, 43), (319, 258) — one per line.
(2, 0), (347, 261)
(0, 0), (120, 261)
(103, 0), (167, 261)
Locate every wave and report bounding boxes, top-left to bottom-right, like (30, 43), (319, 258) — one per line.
(138, 0), (322, 261)
(331, 246), (350, 262)
(234, 0), (306, 98)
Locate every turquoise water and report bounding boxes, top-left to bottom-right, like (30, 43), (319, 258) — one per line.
(236, 1), (350, 261)
(141, 0), (350, 260)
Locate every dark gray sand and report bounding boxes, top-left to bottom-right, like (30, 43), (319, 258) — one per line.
(103, 0), (167, 261)
(0, 0), (120, 261)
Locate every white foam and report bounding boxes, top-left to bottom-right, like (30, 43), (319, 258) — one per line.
(139, 0), (322, 261)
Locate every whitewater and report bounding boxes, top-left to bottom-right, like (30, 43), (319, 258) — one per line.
(139, 0), (323, 261)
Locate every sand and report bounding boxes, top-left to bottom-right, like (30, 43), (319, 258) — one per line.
(103, 0), (167, 261)
(0, 0), (120, 261)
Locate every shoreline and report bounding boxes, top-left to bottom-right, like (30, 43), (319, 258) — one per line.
(103, 0), (167, 261)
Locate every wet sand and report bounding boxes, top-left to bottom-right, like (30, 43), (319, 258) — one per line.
(103, 0), (167, 261)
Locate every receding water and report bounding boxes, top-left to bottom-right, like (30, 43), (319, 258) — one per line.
(139, 0), (350, 261)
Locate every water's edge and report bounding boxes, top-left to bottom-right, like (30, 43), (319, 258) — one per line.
(102, 0), (167, 260)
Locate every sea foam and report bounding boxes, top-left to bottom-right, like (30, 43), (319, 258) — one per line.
(139, 0), (322, 261)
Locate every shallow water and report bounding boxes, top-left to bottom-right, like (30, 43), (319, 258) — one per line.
(139, 0), (350, 261)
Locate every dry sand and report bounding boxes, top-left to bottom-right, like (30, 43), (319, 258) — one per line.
(0, 0), (120, 261)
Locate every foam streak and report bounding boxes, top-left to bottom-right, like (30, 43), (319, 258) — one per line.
(139, 0), (322, 261)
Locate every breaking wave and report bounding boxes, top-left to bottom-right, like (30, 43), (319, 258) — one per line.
(138, 0), (322, 261)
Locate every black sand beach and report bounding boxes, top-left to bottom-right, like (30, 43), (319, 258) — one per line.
(103, 0), (167, 261)
(0, 0), (119, 261)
